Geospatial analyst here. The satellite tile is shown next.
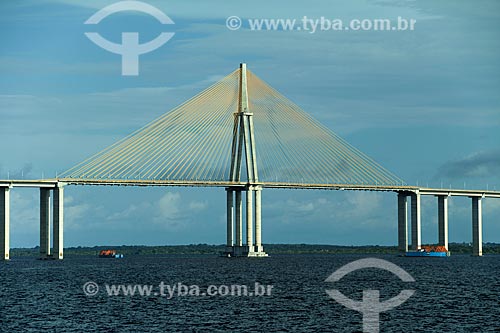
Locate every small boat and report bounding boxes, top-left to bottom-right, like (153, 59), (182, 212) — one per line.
(99, 249), (124, 258)
(405, 245), (450, 257)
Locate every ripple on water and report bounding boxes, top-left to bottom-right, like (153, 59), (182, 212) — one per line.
(1, 254), (500, 332)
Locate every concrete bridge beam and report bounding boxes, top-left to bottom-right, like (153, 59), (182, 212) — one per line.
(397, 192), (408, 253)
(411, 192), (421, 250)
(226, 189), (234, 252)
(437, 195), (449, 249)
(40, 188), (51, 259)
(246, 188), (253, 253)
(224, 186), (267, 257)
(1, 187), (10, 260)
(471, 196), (483, 256)
(235, 190), (243, 247)
(254, 188), (263, 253)
(53, 186), (64, 260)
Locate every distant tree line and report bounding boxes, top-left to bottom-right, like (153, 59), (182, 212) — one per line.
(9, 242), (500, 257)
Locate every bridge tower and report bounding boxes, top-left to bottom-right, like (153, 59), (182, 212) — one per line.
(225, 63), (267, 257)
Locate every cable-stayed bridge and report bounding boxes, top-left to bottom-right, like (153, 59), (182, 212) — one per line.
(1, 64), (499, 259)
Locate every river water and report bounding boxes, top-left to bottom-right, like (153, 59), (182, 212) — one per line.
(1, 254), (499, 332)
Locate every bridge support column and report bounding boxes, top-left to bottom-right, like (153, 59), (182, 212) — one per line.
(254, 188), (263, 253)
(40, 188), (51, 259)
(397, 192), (408, 253)
(437, 195), (449, 250)
(224, 186), (267, 257)
(226, 189), (234, 252)
(411, 191), (421, 250)
(252, 187), (267, 256)
(225, 64), (266, 258)
(235, 190), (243, 250)
(471, 196), (482, 256)
(246, 188), (254, 254)
(53, 186), (64, 260)
(1, 187), (10, 260)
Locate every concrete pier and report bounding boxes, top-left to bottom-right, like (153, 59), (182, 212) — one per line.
(1, 187), (10, 260)
(397, 192), (408, 253)
(53, 186), (64, 259)
(224, 186), (267, 257)
(471, 196), (482, 256)
(246, 188), (253, 254)
(437, 195), (449, 249)
(226, 189), (234, 252)
(0, 181), (61, 260)
(411, 191), (421, 250)
(251, 187), (267, 257)
(254, 188), (263, 253)
(224, 64), (267, 258)
(235, 190), (242, 247)
(40, 188), (51, 259)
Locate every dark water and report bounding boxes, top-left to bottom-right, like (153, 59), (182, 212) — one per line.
(1, 254), (500, 332)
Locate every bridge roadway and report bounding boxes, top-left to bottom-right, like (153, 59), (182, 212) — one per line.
(2, 179), (500, 197)
(1, 179), (499, 260)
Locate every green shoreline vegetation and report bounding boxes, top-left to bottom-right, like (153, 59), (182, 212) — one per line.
(9, 243), (500, 257)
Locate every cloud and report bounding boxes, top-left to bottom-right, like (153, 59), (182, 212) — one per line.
(343, 191), (383, 219)
(484, 198), (500, 213)
(78, 191), (209, 232)
(435, 149), (500, 180)
(1, 163), (34, 179)
(65, 203), (92, 228)
(9, 191), (38, 230)
(266, 191), (385, 226)
(63, 194), (106, 230)
(157, 192), (180, 217)
(2, 0), (500, 247)
(103, 192), (184, 227)
(188, 200), (208, 211)
(41, 0), (425, 19)
(296, 202), (314, 212)
(106, 202), (152, 221)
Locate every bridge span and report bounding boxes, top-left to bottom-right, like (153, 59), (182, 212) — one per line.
(1, 64), (498, 260)
(1, 179), (499, 260)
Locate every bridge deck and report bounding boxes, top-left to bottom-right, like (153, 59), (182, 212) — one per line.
(0, 180), (58, 188)
(1, 179), (499, 198)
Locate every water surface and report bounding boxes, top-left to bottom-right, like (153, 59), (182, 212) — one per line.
(1, 254), (499, 332)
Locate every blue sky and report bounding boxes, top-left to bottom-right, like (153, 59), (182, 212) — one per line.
(1, 0), (499, 247)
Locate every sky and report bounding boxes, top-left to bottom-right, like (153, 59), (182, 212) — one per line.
(1, 0), (500, 248)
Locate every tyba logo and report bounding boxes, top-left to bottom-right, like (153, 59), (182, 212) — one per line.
(84, 1), (175, 76)
(325, 258), (415, 333)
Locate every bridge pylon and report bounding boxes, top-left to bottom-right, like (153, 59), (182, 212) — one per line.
(224, 63), (267, 257)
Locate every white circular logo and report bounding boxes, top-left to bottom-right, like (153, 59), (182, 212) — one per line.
(83, 281), (100, 296)
(226, 16), (242, 30)
(325, 258), (415, 333)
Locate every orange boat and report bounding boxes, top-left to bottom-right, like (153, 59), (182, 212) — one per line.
(99, 249), (124, 258)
